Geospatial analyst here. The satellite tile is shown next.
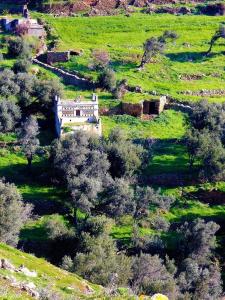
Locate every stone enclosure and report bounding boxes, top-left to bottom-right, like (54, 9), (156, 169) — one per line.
(122, 96), (167, 117)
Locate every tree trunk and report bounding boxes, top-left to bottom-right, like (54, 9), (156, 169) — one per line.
(27, 155), (32, 169)
(206, 34), (220, 56)
(73, 207), (78, 226)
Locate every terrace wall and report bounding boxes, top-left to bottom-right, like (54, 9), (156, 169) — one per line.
(33, 58), (94, 89)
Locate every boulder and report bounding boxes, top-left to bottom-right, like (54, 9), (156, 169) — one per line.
(0, 259), (15, 271)
(18, 265), (37, 277)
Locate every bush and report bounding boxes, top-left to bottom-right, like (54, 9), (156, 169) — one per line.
(98, 68), (116, 92)
(7, 37), (32, 58)
(91, 49), (110, 70)
(13, 58), (32, 73)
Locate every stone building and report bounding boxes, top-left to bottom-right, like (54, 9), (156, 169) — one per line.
(55, 94), (102, 137)
(122, 96), (167, 117)
(1, 5), (45, 38)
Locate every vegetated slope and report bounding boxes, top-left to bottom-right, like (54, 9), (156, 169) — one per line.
(44, 13), (225, 103)
(0, 242), (104, 299)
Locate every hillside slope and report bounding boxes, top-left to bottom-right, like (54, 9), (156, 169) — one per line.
(0, 243), (105, 299)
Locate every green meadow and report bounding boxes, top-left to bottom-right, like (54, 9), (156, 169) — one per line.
(40, 13), (225, 103)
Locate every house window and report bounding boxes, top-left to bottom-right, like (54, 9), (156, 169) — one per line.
(76, 110), (81, 117)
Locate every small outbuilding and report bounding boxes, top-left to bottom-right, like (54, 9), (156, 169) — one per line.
(122, 96), (167, 118)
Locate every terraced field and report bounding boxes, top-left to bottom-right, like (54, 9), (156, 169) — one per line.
(41, 13), (225, 103)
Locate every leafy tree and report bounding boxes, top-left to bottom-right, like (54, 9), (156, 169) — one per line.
(79, 215), (114, 237)
(16, 72), (36, 107)
(0, 100), (21, 132)
(107, 128), (145, 177)
(131, 253), (177, 298)
(34, 78), (62, 110)
(177, 258), (222, 300)
(199, 134), (225, 182)
(71, 232), (132, 286)
(186, 127), (225, 181)
(45, 216), (74, 240)
(0, 179), (32, 246)
(52, 132), (111, 221)
(13, 58), (32, 73)
(135, 186), (174, 218)
(7, 37), (32, 58)
(104, 178), (135, 218)
(98, 68), (116, 92)
(185, 128), (201, 169)
(0, 69), (19, 98)
(52, 132), (90, 181)
(190, 100), (225, 134)
(131, 225), (165, 255)
(140, 30), (178, 68)
(206, 24), (225, 55)
(18, 115), (40, 167)
(177, 219), (220, 263)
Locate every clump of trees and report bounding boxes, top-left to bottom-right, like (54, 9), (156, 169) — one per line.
(0, 68), (62, 112)
(51, 129), (153, 222)
(140, 30), (178, 68)
(0, 179), (32, 246)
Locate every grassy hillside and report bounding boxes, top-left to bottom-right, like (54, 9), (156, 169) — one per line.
(40, 13), (225, 103)
(0, 243), (104, 300)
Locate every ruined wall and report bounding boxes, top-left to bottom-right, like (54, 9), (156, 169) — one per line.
(46, 51), (70, 65)
(33, 58), (94, 89)
(122, 102), (143, 117)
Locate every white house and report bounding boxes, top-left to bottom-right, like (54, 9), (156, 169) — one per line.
(55, 94), (102, 137)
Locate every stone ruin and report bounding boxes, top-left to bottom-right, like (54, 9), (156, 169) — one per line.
(122, 96), (167, 117)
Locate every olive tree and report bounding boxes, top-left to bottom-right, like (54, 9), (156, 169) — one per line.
(0, 179), (32, 246)
(18, 115), (40, 167)
(140, 30), (178, 68)
(0, 100), (21, 132)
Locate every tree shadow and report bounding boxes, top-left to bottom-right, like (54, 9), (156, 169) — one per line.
(166, 51), (219, 63)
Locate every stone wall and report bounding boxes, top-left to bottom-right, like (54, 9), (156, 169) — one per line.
(33, 58), (94, 89)
(46, 51), (70, 65)
(122, 102), (143, 117)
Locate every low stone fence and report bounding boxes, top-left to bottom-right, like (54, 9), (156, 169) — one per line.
(33, 58), (94, 89)
(165, 102), (192, 114)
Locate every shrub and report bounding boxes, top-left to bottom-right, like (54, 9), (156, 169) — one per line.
(98, 68), (116, 92)
(91, 49), (110, 70)
(13, 58), (32, 73)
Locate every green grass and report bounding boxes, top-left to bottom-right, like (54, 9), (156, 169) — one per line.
(40, 13), (225, 103)
(0, 243), (103, 299)
(0, 132), (17, 142)
(146, 141), (189, 175)
(102, 109), (187, 139)
(20, 214), (67, 241)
